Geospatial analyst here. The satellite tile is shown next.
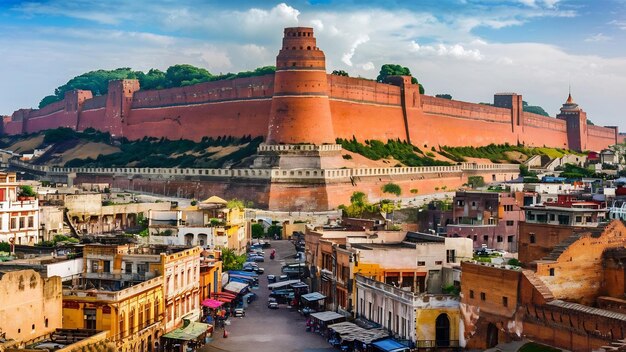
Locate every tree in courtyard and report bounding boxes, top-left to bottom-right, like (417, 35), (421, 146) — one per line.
(220, 247), (246, 271)
(251, 223), (265, 239)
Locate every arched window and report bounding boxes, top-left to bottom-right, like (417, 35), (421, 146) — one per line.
(119, 311), (125, 338)
(435, 314), (450, 347)
(530, 234), (536, 244)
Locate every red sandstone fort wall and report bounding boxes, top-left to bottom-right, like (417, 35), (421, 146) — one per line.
(327, 75), (402, 105)
(330, 100), (405, 141)
(2, 75), (618, 151)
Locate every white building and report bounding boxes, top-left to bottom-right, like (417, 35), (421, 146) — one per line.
(0, 173), (40, 246)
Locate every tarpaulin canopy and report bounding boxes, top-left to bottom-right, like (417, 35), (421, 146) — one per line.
(301, 292), (326, 302)
(201, 299), (224, 309)
(310, 311), (345, 323)
(162, 321), (211, 341)
(328, 322), (389, 344)
(268, 279), (301, 290)
(223, 281), (248, 294)
(371, 338), (410, 352)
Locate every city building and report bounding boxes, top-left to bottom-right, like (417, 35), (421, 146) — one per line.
(147, 196), (248, 254)
(355, 274), (460, 349)
(62, 244), (165, 352)
(518, 194), (607, 263)
(461, 220), (626, 351)
(65, 193), (171, 235)
(445, 191), (525, 252)
(0, 172), (39, 245)
(306, 229), (471, 315)
(0, 269), (110, 351)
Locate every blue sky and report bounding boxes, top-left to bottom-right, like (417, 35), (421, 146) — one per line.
(1, 0), (626, 128)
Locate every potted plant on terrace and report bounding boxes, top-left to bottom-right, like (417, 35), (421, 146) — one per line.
(17, 185), (36, 201)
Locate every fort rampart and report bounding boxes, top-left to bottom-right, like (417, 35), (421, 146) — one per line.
(2, 29), (618, 151)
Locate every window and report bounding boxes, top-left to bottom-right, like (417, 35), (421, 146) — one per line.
(469, 290), (474, 299)
(504, 205), (513, 212)
(119, 313), (125, 338)
(435, 261), (443, 265)
(91, 260), (99, 273)
(506, 220), (514, 226)
(10, 218), (16, 230)
(585, 216), (592, 223)
(575, 216), (582, 223)
(480, 292), (486, 301)
(145, 303), (151, 326)
(549, 268), (555, 276)
(28, 216), (34, 228)
(529, 233), (536, 244)
(502, 296), (508, 307)
(483, 235), (488, 242)
(497, 236), (503, 242)
(137, 263), (148, 275)
(129, 309), (135, 334)
(507, 236), (514, 243)
(19, 217), (24, 229)
(154, 301), (159, 321)
(446, 249), (456, 263)
(471, 201), (476, 207)
(456, 200), (465, 206)
(417, 261), (426, 266)
(103, 261), (110, 273)
(549, 214), (556, 221)
(125, 262), (132, 274)
(84, 308), (97, 330)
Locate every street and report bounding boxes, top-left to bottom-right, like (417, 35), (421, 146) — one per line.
(201, 240), (334, 352)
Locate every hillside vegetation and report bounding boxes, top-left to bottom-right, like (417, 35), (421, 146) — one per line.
(338, 138), (585, 167)
(439, 144), (585, 164)
(337, 138), (452, 166)
(39, 65), (276, 109)
(3, 128), (262, 169)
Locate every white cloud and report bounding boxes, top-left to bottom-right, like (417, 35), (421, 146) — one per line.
(409, 41), (483, 61)
(310, 19), (324, 31)
(359, 62), (375, 71)
(584, 33), (611, 42)
(341, 35), (370, 66)
(609, 20), (626, 30)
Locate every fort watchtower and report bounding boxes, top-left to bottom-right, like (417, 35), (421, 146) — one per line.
(557, 93), (587, 151)
(267, 27), (335, 145)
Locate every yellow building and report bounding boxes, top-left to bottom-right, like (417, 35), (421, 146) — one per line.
(197, 196), (248, 255)
(160, 246), (202, 333)
(0, 269), (112, 352)
(200, 249), (223, 302)
(63, 244), (164, 352)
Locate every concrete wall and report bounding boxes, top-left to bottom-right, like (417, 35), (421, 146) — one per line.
(0, 270), (62, 341)
(46, 258), (84, 281)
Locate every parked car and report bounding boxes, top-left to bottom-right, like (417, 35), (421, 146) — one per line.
(268, 297), (279, 309)
(234, 303), (245, 317)
(243, 292), (257, 304)
(267, 274), (277, 283)
(244, 265), (265, 274)
(278, 274), (289, 282)
(248, 255), (265, 263)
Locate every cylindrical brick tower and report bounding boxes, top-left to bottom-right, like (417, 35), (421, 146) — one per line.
(267, 27), (336, 145)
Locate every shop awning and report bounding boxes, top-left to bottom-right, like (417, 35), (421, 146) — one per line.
(310, 311), (345, 323)
(328, 322), (389, 344)
(268, 279), (301, 290)
(371, 338), (410, 352)
(223, 281), (248, 294)
(201, 299), (224, 309)
(162, 321), (211, 341)
(301, 292), (326, 302)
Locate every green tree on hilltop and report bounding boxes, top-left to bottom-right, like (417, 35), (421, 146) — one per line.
(332, 70), (349, 77)
(376, 64), (424, 94)
(165, 64), (212, 87)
